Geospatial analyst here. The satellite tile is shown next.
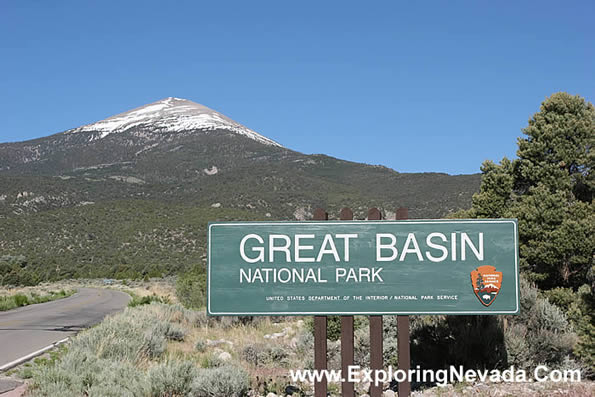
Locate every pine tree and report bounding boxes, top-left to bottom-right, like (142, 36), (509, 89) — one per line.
(476, 273), (485, 291)
(461, 93), (594, 289)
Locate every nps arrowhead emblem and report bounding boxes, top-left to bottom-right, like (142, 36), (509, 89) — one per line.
(470, 265), (502, 307)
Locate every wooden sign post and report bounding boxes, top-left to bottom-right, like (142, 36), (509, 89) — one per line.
(368, 208), (383, 397)
(313, 208), (328, 397)
(395, 207), (410, 397)
(323, 207), (411, 396)
(339, 207), (355, 397)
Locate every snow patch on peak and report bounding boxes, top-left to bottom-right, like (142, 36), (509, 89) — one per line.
(68, 97), (282, 147)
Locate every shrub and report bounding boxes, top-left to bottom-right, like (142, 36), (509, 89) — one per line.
(295, 330), (313, 353)
(195, 340), (207, 353)
(504, 323), (533, 368)
(30, 365), (82, 396)
(241, 343), (289, 367)
(270, 345), (289, 363)
(30, 381), (80, 397)
(353, 328), (370, 367)
(148, 361), (197, 397)
(67, 305), (180, 362)
(200, 354), (223, 368)
(142, 326), (167, 359)
(75, 314), (149, 361)
(86, 360), (148, 397)
(382, 335), (399, 368)
(128, 293), (170, 307)
(30, 352), (150, 397)
(326, 340), (341, 371)
(0, 296), (17, 311)
(164, 323), (187, 342)
(215, 315), (262, 329)
(29, 349), (102, 396)
(13, 293), (29, 307)
(241, 345), (258, 366)
(191, 365), (250, 397)
(87, 384), (138, 397)
(144, 306), (189, 347)
(176, 268), (207, 309)
(545, 284), (595, 373)
(194, 311), (208, 327)
(158, 303), (193, 322)
(508, 278), (578, 370)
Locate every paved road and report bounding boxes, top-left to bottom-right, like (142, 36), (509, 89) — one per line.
(0, 288), (130, 368)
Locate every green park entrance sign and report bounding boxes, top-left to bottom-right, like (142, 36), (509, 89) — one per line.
(207, 219), (519, 316)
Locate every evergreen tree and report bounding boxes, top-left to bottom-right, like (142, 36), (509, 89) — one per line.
(476, 273), (484, 291)
(515, 93), (594, 202)
(447, 93), (593, 372)
(461, 92), (594, 289)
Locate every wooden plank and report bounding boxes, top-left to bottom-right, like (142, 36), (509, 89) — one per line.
(340, 207), (355, 397)
(396, 207), (408, 221)
(397, 316), (411, 396)
(369, 316), (383, 396)
(313, 208), (328, 222)
(367, 207), (383, 397)
(340, 316), (354, 396)
(339, 207), (353, 220)
(314, 316), (327, 397)
(396, 207), (411, 397)
(313, 208), (328, 397)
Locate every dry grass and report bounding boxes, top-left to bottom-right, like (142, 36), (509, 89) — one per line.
(0, 283), (70, 297)
(166, 317), (301, 361)
(0, 285), (75, 311)
(0, 277), (177, 302)
(120, 278), (178, 302)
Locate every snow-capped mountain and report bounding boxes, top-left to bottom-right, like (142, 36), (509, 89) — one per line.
(67, 97), (281, 147)
(0, 97), (481, 221)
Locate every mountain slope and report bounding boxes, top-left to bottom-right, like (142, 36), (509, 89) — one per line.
(0, 97), (481, 284)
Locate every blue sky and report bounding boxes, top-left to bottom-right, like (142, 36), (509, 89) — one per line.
(1, 1), (593, 174)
